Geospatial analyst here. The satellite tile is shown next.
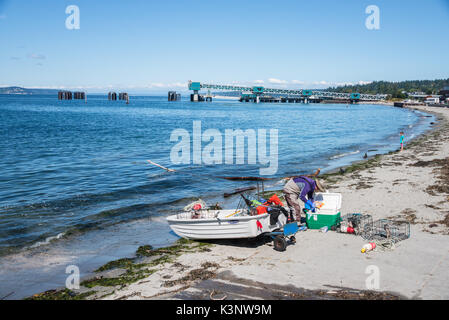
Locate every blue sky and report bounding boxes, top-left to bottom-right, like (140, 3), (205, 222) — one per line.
(0, 0), (448, 93)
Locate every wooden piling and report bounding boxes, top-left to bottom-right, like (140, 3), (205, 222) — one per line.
(108, 92), (117, 101)
(168, 91), (181, 101)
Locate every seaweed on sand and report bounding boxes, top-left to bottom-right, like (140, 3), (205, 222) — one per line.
(163, 262), (219, 287)
(27, 238), (213, 299)
(418, 157), (449, 195)
(440, 212), (449, 228)
(27, 289), (95, 300)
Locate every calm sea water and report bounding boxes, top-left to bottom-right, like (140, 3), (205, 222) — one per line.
(0, 95), (433, 256)
(0, 94), (435, 298)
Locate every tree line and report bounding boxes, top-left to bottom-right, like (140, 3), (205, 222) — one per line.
(327, 79), (449, 99)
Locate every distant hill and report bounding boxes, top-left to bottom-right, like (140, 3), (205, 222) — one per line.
(327, 79), (449, 99)
(0, 86), (60, 95)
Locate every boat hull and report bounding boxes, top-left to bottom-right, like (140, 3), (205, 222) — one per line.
(167, 209), (287, 240)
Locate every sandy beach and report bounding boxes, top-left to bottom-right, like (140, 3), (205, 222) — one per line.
(29, 105), (449, 301)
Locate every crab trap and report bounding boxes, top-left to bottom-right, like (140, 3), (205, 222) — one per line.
(236, 192), (264, 213)
(337, 213), (373, 235)
(361, 219), (410, 243)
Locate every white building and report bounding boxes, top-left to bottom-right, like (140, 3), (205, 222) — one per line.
(424, 96), (440, 104)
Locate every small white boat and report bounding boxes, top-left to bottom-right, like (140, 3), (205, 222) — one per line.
(167, 209), (288, 240)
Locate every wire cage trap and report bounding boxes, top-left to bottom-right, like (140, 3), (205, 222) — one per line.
(361, 219), (410, 242)
(237, 192), (257, 209)
(338, 213), (373, 235)
(236, 192), (269, 214)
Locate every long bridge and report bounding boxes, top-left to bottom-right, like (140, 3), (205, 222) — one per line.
(187, 81), (387, 103)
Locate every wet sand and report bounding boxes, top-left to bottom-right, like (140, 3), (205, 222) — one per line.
(29, 105), (449, 300)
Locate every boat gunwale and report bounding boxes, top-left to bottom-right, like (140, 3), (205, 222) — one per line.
(166, 211), (270, 223)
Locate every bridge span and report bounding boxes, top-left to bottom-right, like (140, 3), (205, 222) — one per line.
(187, 81), (387, 103)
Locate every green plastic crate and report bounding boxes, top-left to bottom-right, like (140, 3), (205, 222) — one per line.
(306, 211), (341, 229)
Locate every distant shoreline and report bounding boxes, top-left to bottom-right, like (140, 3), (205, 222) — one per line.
(0, 89), (435, 108)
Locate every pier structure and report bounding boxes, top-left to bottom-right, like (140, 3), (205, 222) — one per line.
(58, 91), (72, 100)
(118, 92), (129, 101)
(188, 81), (387, 103)
(58, 91), (71, 100)
(108, 92), (117, 101)
(189, 81), (202, 102)
(168, 91), (181, 101)
(205, 90), (212, 102)
(239, 93), (322, 103)
(119, 93), (129, 104)
(73, 92), (86, 100)
(58, 91), (86, 102)
(57, 91), (71, 100)
(108, 92), (129, 103)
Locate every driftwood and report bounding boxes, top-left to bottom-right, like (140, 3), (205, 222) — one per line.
(220, 168), (321, 182)
(146, 160), (321, 182)
(284, 168), (321, 181)
(218, 176), (273, 181)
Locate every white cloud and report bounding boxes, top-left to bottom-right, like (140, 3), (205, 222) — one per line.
(145, 82), (187, 89)
(332, 82), (353, 87)
(328, 81), (373, 87)
(311, 80), (329, 86)
(291, 80), (305, 85)
(146, 83), (165, 88)
(357, 80), (372, 85)
(27, 85), (67, 89)
(27, 53), (46, 60)
(253, 80), (264, 84)
(0, 14), (6, 20)
(30, 83), (189, 91)
(268, 78), (288, 84)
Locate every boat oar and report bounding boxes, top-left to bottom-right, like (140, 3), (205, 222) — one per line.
(146, 160), (176, 172)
